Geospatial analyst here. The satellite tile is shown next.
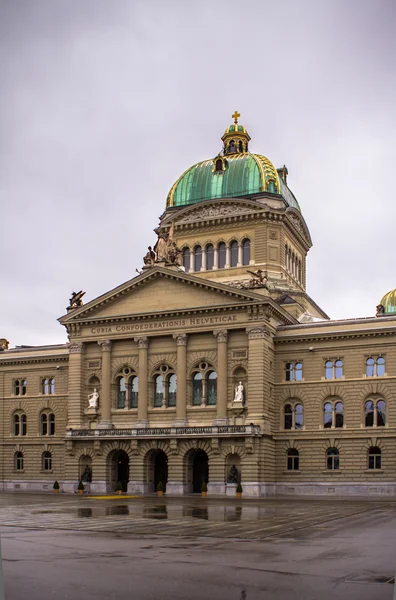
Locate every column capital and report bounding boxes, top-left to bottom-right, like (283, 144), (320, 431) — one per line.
(68, 342), (85, 354)
(173, 333), (188, 346)
(134, 336), (149, 349)
(213, 329), (228, 343)
(97, 339), (112, 352)
(246, 326), (270, 339)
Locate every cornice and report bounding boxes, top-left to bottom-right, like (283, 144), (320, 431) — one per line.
(274, 328), (396, 344)
(0, 356), (69, 367)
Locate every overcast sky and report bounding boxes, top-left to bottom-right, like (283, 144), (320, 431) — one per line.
(1, 0), (395, 347)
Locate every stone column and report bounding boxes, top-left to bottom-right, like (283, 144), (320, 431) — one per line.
(213, 330), (228, 425)
(189, 252), (194, 273)
(201, 249), (207, 271)
(237, 243), (243, 267)
(134, 336), (149, 427)
(97, 340), (112, 429)
(173, 333), (188, 427)
(213, 247), (219, 270)
(225, 245), (231, 269)
(67, 342), (85, 429)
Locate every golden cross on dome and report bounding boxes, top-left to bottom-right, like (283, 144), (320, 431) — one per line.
(232, 110), (240, 124)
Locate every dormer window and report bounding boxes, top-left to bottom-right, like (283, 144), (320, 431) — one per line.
(214, 158), (223, 173)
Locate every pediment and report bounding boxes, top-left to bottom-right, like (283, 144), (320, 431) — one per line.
(59, 267), (265, 324)
(161, 198), (264, 227)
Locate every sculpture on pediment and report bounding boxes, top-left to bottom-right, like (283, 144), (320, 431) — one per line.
(68, 290), (85, 309)
(143, 246), (156, 267)
(150, 223), (182, 266)
(0, 338), (10, 351)
(246, 269), (269, 290)
(88, 388), (99, 409)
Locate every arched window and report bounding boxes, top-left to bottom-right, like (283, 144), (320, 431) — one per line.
(368, 447), (381, 470)
(366, 357), (375, 377)
(284, 404), (293, 429)
(50, 378), (55, 394)
(335, 360), (343, 379)
(21, 380), (27, 395)
(285, 363), (293, 382)
(376, 357), (385, 376)
(295, 363), (303, 381)
(377, 400), (386, 426)
(295, 404), (303, 429)
(21, 414), (27, 436)
(242, 239), (250, 265)
(168, 374), (177, 407)
(206, 244), (214, 270)
(42, 451), (52, 471)
(366, 357), (385, 377)
(326, 448), (339, 470)
(116, 376), (127, 409)
(154, 375), (164, 407)
(14, 379), (27, 396)
(207, 371), (217, 405)
(13, 414), (27, 436)
(230, 241), (238, 267)
(194, 246), (202, 272)
(365, 400), (374, 426)
(129, 376), (139, 409)
(229, 140), (236, 153)
(41, 413), (48, 436)
(49, 413), (55, 435)
(335, 402), (344, 428)
(182, 248), (190, 273)
(42, 378), (49, 394)
(15, 451), (24, 471)
(215, 158), (223, 172)
(14, 380), (20, 396)
(192, 372), (203, 406)
(287, 449), (299, 471)
(324, 402), (333, 428)
(285, 362), (303, 382)
(218, 242), (226, 269)
(325, 361), (333, 380)
(13, 414), (20, 436)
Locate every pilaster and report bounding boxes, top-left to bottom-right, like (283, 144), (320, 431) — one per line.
(135, 336), (149, 427)
(173, 333), (188, 427)
(67, 342), (85, 428)
(97, 340), (112, 429)
(245, 326), (270, 423)
(213, 329), (228, 425)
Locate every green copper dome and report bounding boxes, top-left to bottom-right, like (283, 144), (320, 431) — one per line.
(166, 114), (301, 211)
(379, 289), (396, 314)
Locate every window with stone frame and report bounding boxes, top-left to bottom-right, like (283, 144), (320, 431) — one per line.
(42, 451), (52, 471)
(14, 379), (27, 396)
(218, 242), (226, 269)
(287, 448), (299, 471)
(14, 451), (24, 471)
(283, 402), (303, 430)
(42, 377), (55, 395)
(115, 368), (139, 409)
(152, 365), (177, 408)
(368, 446), (382, 470)
(323, 400), (344, 429)
(324, 359), (343, 379)
(326, 447), (339, 470)
(365, 356), (385, 377)
(364, 398), (386, 427)
(182, 247), (190, 272)
(242, 238), (250, 265)
(194, 245), (202, 272)
(191, 362), (217, 407)
(40, 411), (55, 436)
(206, 244), (214, 270)
(285, 362), (303, 382)
(230, 240), (238, 267)
(13, 413), (27, 436)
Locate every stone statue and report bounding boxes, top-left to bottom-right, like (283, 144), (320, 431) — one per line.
(0, 338), (10, 351)
(234, 381), (244, 403)
(247, 269), (268, 288)
(143, 246), (156, 267)
(228, 464), (238, 484)
(154, 234), (168, 261)
(81, 465), (92, 483)
(88, 388), (99, 409)
(68, 290), (85, 309)
(376, 304), (385, 316)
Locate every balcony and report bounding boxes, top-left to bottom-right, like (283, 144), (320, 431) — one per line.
(66, 425), (261, 439)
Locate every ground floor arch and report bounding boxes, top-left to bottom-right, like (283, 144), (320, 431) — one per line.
(184, 449), (209, 493)
(107, 449), (130, 492)
(145, 449), (168, 493)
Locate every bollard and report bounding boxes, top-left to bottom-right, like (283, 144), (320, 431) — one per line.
(0, 536), (4, 600)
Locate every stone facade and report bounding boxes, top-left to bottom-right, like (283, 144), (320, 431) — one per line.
(1, 119), (395, 497)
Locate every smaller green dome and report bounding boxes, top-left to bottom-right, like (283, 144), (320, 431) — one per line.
(378, 289), (396, 314)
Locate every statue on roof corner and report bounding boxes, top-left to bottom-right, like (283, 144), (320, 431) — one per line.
(68, 291), (85, 309)
(247, 269), (269, 289)
(143, 246), (156, 267)
(148, 222), (182, 267)
(0, 338), (10, 351)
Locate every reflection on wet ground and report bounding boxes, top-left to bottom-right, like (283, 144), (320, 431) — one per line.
(74, 503), (253, 521)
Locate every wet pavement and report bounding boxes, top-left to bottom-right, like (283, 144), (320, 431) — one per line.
(0, 493), (395, 599)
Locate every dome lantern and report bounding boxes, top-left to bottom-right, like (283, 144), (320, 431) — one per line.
(221, 111), (251, 155)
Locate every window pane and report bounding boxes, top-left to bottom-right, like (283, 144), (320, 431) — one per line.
(335, 360), (343, 379)
(324, 403), (332, 428)
(377, 400), (386, 426)
(230, 241), (238, 267)
(154, 375), (164, 407)
(335, 402), (344, 428)
(218, 243), (226, 269)
(206, 245), (214, 270)
(168, 374), (177, 407)
(365, 401), (374, 426)
(21, 380), (27, 395)
(325, 361), (333, 380)
(295, 404), (303, 429)
(21, 415), (27, 436)
(242, 239), (250, 265)
(49, 414), (55, 435)
(285, 363), (293, 382)
(194, 246), (202, 272)
(368, 454), (374, 469)
(50, 378), (55, 394)
(130, 376), (138, 408)
(295, 363), (303, 381)
(376, 357), (385, 377)
(41, 414), (48, 436)
(375, 455), (381, 469)
(366, 358), (375, 377)
(117, 377), (127, 409)
(14, 415), (19, 436)
(182, 248), (190, 273)
(192, 372), (202, 406)
(207, 371), (217, 405)
(15, 380), (20, 395)
(284, 404), (292, 429)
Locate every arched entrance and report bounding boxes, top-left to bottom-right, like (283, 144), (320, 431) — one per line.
(146, 450), (168, 492)
(108, 450), (129, 492)
(192, 450), (209, 493)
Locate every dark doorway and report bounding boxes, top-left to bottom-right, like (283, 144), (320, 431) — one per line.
(192, 450), (209, 493)
(116, 450), (129, 492)
(154, 451), (168, 492)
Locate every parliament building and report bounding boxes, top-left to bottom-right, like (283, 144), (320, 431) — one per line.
(1, 113), (396, 497)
